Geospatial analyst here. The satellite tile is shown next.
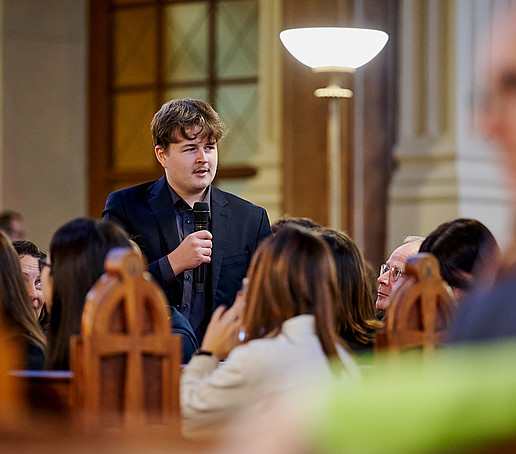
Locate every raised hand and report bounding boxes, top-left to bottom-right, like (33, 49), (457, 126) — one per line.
(200, 289), (246, 360)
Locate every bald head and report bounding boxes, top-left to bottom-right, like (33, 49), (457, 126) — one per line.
(376, 239), (423, 311)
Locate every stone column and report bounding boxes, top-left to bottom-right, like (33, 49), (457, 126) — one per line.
(388, 0), (511, 250)
(1, 0), (87, 249)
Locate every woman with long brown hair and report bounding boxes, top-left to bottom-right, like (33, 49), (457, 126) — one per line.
(181, 225), (359, 437)
(0, 231), (46, 369)
(319, 229), (382, 356)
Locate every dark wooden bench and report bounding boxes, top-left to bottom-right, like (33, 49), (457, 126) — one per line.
(10, 370), (72, 416)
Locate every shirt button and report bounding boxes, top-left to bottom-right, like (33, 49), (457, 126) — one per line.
(182, 304), (187, 310)
(186, 219), (192, 224)
(185, 275), (190, 281)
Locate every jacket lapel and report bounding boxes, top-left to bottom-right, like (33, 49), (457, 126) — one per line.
(147, 176), (180, 253)
(210, 187), (230, 307)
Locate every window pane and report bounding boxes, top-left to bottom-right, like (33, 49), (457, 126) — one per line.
(113, 7), (157, 86)
(164, 86), (209, 104)
(164, 2), (209, 83)
(215, 84), (259, 164)
(113, 92), (156, 172)
(112, 0), (153, 5)
(216, 0), (258, 79)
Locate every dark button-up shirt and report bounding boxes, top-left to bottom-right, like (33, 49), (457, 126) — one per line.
(159, 185), (212, 342)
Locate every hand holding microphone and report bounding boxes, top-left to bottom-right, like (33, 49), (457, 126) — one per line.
(166, 203), (211, 278)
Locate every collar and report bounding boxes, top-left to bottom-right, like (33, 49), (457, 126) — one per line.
(168, 184), (212, 212)
(280, 314), (316, 335)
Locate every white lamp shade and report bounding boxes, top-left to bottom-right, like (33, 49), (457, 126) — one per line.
(279, 27), (389, 70)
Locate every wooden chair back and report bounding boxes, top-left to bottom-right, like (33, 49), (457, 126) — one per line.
(71, 247), (182, 430)
(374, 253), (456, 357)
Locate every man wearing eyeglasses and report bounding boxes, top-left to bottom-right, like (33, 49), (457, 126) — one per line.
(376, 236), (423, 311)
(12, 240), (49, 332)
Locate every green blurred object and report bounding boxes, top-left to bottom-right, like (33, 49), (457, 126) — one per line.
(310, 342), (516, 454)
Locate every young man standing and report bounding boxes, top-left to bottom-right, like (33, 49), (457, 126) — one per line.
(103, 99), (271, 342)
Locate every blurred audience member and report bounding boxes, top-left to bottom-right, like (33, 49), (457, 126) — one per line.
(320, 229), (382, 356)
(448, 5), (516, 344)
(271, 215), (320, 234)
(181, 225), (359, 437)
(0, 232), (45, 369)
(13, 240), (49, 333)
(0, 210), (26, 241)
(419, 218), (499, 303)
(376, 236), (424, 311)
(43, 218), (198, 370)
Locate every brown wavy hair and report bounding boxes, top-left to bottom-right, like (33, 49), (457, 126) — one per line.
(151, 98), (228, 148)
(320, 229), (382, 347)
(243, 225), (342, 365)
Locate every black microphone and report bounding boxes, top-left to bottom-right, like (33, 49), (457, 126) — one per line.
(193, 202), (210, 294)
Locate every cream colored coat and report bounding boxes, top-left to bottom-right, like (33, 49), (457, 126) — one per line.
(181, 314), (360, 437)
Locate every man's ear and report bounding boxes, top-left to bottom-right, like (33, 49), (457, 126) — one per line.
(155, 145), (167, 168)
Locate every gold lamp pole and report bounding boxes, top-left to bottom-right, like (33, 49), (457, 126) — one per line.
(280, 27), (388, 231)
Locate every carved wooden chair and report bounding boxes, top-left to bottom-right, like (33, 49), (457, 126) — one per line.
(71, 247), (182, 430)
(374, 253), (456, 358)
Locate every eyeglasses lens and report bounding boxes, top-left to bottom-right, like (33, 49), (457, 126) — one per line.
(379, 264), (403, 282)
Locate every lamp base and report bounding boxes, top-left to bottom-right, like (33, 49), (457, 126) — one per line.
(312, 66), (356, 74)
(314, 85), (353, 98)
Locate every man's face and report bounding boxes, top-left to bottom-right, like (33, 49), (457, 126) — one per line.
(479, 12), (516, 189)
(19, 255), (45, 318)
(376, 241), (422, 311)
(155, 129), (217, 204)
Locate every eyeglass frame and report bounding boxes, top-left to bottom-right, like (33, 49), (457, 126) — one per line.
(378, 263), (404, 282)
(38, 257), (52, 274)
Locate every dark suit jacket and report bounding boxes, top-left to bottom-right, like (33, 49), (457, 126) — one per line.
(102, 176), (271, 326)
(447, 275), (516, 345)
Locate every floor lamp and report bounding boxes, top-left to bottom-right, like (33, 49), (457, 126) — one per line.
(280, 27), (388, 231)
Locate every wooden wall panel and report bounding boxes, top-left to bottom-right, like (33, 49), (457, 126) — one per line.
(281, 0), (398, 268)
(89, 0), (111, 218)
(281, 0), (353, 229)
(354, 0), (399, 267)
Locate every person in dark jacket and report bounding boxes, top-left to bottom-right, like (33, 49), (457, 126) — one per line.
(103, 99), (271, 343)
